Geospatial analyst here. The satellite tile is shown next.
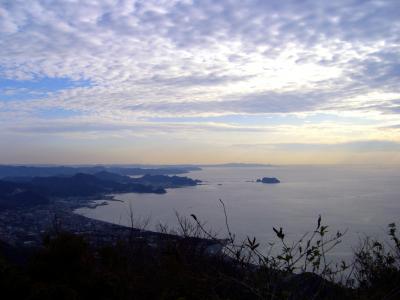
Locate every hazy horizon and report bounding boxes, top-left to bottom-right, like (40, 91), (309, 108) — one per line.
(1, 162), (400, 168)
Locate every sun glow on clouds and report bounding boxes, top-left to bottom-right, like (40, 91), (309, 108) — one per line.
(0, 0), (400, 164)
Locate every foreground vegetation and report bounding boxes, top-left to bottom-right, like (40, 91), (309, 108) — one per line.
(0, 207), (399, 299)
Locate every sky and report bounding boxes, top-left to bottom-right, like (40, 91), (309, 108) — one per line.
(0, 0), (400, 164)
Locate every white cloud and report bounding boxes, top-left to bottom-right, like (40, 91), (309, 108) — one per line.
(1, 0), (400, 163)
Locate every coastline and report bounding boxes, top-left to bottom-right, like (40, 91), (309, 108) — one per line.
(0, 193), (223, 254)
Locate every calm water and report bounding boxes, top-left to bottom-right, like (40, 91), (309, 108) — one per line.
(76, 165), (400, 259)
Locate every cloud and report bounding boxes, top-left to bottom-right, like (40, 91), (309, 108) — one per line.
(4, 119), (271, 136)
(125, 90), (327, 115)
(1, 0), (400, 163)
(385, 123), (400, 129)
(1, 1), (399, 95)
(234, 140), (400, 152)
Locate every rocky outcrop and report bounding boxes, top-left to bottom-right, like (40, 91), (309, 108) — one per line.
(256, 177), (280, 184)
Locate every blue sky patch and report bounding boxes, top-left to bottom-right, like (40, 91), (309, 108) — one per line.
(37, 108), (81, 119)
(0, 77), (91, 101)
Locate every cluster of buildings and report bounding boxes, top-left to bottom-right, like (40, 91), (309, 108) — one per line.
(0, 198), (224, 255)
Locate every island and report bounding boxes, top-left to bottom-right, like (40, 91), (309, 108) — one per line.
(256, 177), (280, 184)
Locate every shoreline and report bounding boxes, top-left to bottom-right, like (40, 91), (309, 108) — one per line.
(0, 193), (223, 254)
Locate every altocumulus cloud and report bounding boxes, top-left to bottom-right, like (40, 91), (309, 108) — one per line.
(0, 0), (400, 162)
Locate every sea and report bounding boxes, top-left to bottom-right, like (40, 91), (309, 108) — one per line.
(75, 165), (400, 261)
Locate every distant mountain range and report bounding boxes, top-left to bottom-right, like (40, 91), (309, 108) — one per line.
(199, 163), (274, 168)
(0, 165), (200, 179)
(0, 170), (201, 210)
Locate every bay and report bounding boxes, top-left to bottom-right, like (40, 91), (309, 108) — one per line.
(75, 165), (400, 260)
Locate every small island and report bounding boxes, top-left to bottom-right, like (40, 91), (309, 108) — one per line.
(256, 177), (280, 184)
